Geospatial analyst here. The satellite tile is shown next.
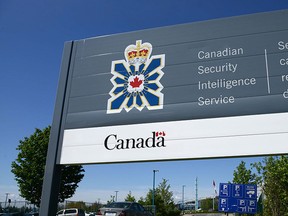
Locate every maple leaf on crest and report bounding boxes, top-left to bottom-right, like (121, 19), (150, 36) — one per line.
(130, 76), (143, 88)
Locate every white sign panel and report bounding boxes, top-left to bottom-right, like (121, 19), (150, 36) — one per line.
(60, 113), (288, 164)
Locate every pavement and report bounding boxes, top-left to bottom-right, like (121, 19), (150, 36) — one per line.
(183, 214), (227, 216)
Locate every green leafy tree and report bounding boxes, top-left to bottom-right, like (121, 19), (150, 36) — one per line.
(232, 161), (260, 216)
(253, 156), (288, 216)
(11, 126), (85, 207)
(232, 161), (258, 184)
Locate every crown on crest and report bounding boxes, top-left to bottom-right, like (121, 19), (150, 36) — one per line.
(125, 40), (152, 65)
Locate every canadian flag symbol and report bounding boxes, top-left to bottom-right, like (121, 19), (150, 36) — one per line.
(155, 131), (166, 137)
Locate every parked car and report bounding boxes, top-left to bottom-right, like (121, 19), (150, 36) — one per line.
(24, 213), (39, 216)
(97, 202), (152, 216)
(1, 214), (25, 216)
(56, 208), (86, 216)
(87, 213), (97, 216)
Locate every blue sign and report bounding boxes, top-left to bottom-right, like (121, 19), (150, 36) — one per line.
(218, 183), (257, 214)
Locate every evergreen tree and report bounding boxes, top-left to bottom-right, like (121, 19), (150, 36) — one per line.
(140, 178), (180, 216)
(125, 192), (136, 202)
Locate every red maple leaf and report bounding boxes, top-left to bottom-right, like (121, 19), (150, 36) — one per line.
(130, 76), (143, 88)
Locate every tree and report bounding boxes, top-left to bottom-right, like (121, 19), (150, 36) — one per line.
(138, 196), (146, 206)
(157, 179), (174, 207)
(200, 197), (217, 211)
(65, 201), (86, 209)
(232, 161), (261, 216)
(253, 156), (288, 216)
(232, 161), (258, 184)
(11, 126), (85, 207)
(125, 192), (136, 202)
(141, 178), (180, 216)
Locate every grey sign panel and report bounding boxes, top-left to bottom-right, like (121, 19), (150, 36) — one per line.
(40, 10), (288, 216)
(63, 10), (288, 130)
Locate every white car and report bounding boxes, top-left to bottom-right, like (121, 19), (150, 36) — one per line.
(56, 208), (86, 216)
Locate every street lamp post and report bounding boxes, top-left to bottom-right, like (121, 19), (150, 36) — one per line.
(152, 170), (159, 216)
(115, 191), (119, 202)
(195, 177), (198, 211)
(4, 193), (9, 210)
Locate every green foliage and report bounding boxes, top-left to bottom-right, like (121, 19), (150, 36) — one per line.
(232, 161), (258, 184)
(65, 201), (86, 209)
(140, 178), (181, 216)
(11, 126), (85, 207)
(59, 165), (85, 202)
(200, 197), (218, 211)
(233, 157), (288, 216)
(157, 179), (173, 207)
(125, 192), (136, 202)
(253, 156), (288, 216)
(138, 196), (145, 205)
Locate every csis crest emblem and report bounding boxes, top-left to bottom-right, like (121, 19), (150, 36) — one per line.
(107, 40), (165, 114)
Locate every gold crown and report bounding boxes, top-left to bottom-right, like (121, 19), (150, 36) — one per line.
(125, 40), (152, 65)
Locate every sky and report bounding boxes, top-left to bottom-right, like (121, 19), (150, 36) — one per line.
(1, 0), (288, 205)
